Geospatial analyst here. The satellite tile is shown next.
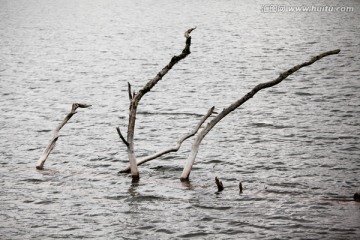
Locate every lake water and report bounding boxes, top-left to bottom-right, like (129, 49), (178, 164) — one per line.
(1, 0), (360, 239)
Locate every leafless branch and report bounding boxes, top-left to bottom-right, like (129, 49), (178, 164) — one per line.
(36, 103), (91, 170)
(127, 82), (133, 101)
(121, 28), (196, 179)
(215, 177), (224, 192)
(180, 49), (341, 181)
(118, 106), (214, 173)
(116, 127), (129, 147)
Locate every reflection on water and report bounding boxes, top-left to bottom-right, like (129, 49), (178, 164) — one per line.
(1, 0), (360, 239)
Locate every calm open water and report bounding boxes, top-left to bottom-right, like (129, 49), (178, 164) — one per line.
(1, 0), (360, 239)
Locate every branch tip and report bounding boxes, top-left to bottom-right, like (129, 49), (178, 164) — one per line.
(71, 103), (91, 112)
(37, 103), (88, 169)
(77, 103), (92, 108)
(127, 82), (133, 100)
(185, 27), (196, 38)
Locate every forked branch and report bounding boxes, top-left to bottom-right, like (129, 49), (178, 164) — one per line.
(118, 28), (196, 179)
(118, 106), (215, 173)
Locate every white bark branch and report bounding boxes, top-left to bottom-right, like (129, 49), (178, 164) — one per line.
(180, 49), (341, 181)
(119, 28), (196, 179)
(36, 103), (91, 170)
(118, 106), (214, 173)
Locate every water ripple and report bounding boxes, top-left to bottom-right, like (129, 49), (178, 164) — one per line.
(1, 0), (360, 239)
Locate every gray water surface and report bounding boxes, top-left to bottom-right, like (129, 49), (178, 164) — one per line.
(1, 0), (360, 239)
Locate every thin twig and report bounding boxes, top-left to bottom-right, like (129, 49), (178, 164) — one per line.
(127, 82), (133, 101)
(116, 127), (129, 147)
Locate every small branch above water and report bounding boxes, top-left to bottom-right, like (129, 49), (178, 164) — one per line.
(215, 177), (224, 192)
(36, 103), (91, 170)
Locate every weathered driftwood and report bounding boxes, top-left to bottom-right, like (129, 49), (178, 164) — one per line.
(180, 49), (341, 181)
(36, 103), (91, 170)
(215, 177), (224, 192)
(117, 28), (196, 179)
(118, 107), (215, 173)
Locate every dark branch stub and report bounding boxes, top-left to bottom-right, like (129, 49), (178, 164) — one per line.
(76, 103), (92, 109)
(215, 177), (224, 192)
(127, 82), (133, 101)
(354, 192), (360, 202)
(116, 127), (129, 147)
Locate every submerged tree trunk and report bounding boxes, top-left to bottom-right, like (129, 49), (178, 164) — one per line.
(180, 49), (340, 181)
(117, 28), (196, 180)
(36, 103), (91, 170)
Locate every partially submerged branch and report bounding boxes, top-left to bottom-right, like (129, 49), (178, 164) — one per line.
(180, 49), (341, 181)
(36, 103), (91, 170)
(118, 28), (196, 179)
(118, 106), (215, 173)
(354, 192), (360, 202)
(215, 177), (224, 192)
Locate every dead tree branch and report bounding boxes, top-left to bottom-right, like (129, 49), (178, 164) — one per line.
(118, 106), (214, 173)
(215, 177), (224, 192)
(127, 82), (133, 101)
(116, 127), (129, 147)
(118, 27), (196, 179)
(180, 49), (341, 181)
(36, 103), (91, 170)
(354, 192), (360, 202)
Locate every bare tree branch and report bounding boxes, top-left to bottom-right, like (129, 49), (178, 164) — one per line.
(121, 28), (196, 179)
(118, 106), (214, 173)
(36, 103), (91, 170)
(180, 49), (341, 181)
(116, 127), (129, 147)
(134, 27), (196, 102)
(127, 82), (133, 101)
(215, 177), (224, 192)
